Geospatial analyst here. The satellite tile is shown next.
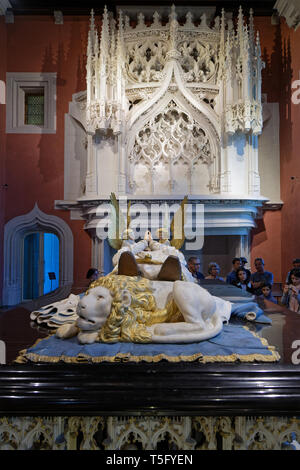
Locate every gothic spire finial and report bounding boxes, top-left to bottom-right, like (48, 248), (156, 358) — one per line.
(238, 5), (244, 30)
(248, 7), (255, 52)
(256, 30), (261, 54)
(220, 8), (225, 37)
(169, 4), (177, 22)
(153, 11), (161, 27)
(200, 12), (208, 28)
(90, 8), (95, 32)
(100, 4), (109, 41)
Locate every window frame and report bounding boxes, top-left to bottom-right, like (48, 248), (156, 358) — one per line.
(6, 72), (56, 134)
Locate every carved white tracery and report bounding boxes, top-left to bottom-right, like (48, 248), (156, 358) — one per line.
(1, 416), (299, 450)
(81, 4), (263, 198)
(129, 100), (214, 195)
(126, 38), (168, 84)
(179, 40), (218, 84)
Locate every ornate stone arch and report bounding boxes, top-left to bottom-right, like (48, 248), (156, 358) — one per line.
(126, 59), (220, 137)
(126, 90), (220, 195)
(2, 204), (73, 306)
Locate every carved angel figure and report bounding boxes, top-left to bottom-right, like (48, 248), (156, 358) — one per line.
(108, 193), (194, 282)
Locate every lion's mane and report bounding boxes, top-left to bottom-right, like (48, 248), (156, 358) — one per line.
(88, 274), (183, 343)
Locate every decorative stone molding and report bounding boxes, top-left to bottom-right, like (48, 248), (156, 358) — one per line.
(0, 417), (65, 450)
(274, 0), (300, 30)
(62, 196), (265, 238)
(2, 204), (73, 306)
(0, 416), (299, 450)
(105, 416), (195, 451)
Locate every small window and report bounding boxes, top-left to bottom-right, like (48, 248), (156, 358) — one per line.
(24, 88), (44, 125)
(6, 72), (56, 134)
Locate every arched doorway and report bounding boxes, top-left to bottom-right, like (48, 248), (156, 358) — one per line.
(3, 204), (73, 306)
(23, 232), (60, 300)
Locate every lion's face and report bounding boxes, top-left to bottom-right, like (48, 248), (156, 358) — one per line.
(76, 286), (113, 331)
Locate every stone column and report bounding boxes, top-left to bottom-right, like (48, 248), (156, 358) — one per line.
(91, 235), (105, 275)
(85, 134), (98, 196)
(118, 133), (126, 195)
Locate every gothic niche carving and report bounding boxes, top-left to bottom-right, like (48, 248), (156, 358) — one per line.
(129, 101), (214, 195)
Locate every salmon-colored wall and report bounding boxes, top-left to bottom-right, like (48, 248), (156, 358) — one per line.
(1, 14), (300, 300)
(251, 17), (300, 283)
(250, 17), (283, 282)
(278, 21), (300, 283)
(251, 210), (282, 282)
(1, 15), (93, 297)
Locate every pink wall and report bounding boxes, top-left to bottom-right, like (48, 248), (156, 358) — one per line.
(1, 15), (93, 295)
(278, 22), (300, 283)
(251, 210), (282, 282)
(251, 17), (300, 283)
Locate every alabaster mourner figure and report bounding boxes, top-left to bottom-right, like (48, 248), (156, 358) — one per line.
(112, 228), (194, 282)
(56, 266), (264, 345)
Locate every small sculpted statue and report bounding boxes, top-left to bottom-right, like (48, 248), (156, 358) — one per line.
(108, 193), (194, 282)
(111, 228), (194, 282)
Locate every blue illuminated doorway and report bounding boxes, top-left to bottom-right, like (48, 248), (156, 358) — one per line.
(23, 232), (59, 300)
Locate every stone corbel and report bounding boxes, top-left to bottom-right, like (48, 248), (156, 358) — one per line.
(0, 0), (11, 16)
(54, 10), (63, 25)
(4, 8), (13, 23)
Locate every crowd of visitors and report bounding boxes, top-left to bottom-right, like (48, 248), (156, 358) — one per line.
(186, 256), (300, 312)
(87, 255), (300, 313)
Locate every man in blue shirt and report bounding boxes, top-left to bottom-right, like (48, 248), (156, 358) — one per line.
(187, 256), (205, 282)
(250, 257), (274, 296)
(226, 257), (242, 285)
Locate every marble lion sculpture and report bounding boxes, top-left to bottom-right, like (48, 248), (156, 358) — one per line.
(56, 274), (260, 345)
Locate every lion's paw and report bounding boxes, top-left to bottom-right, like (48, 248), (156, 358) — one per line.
(56, 323), (79, 339)
(77, 331), (99, 344)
